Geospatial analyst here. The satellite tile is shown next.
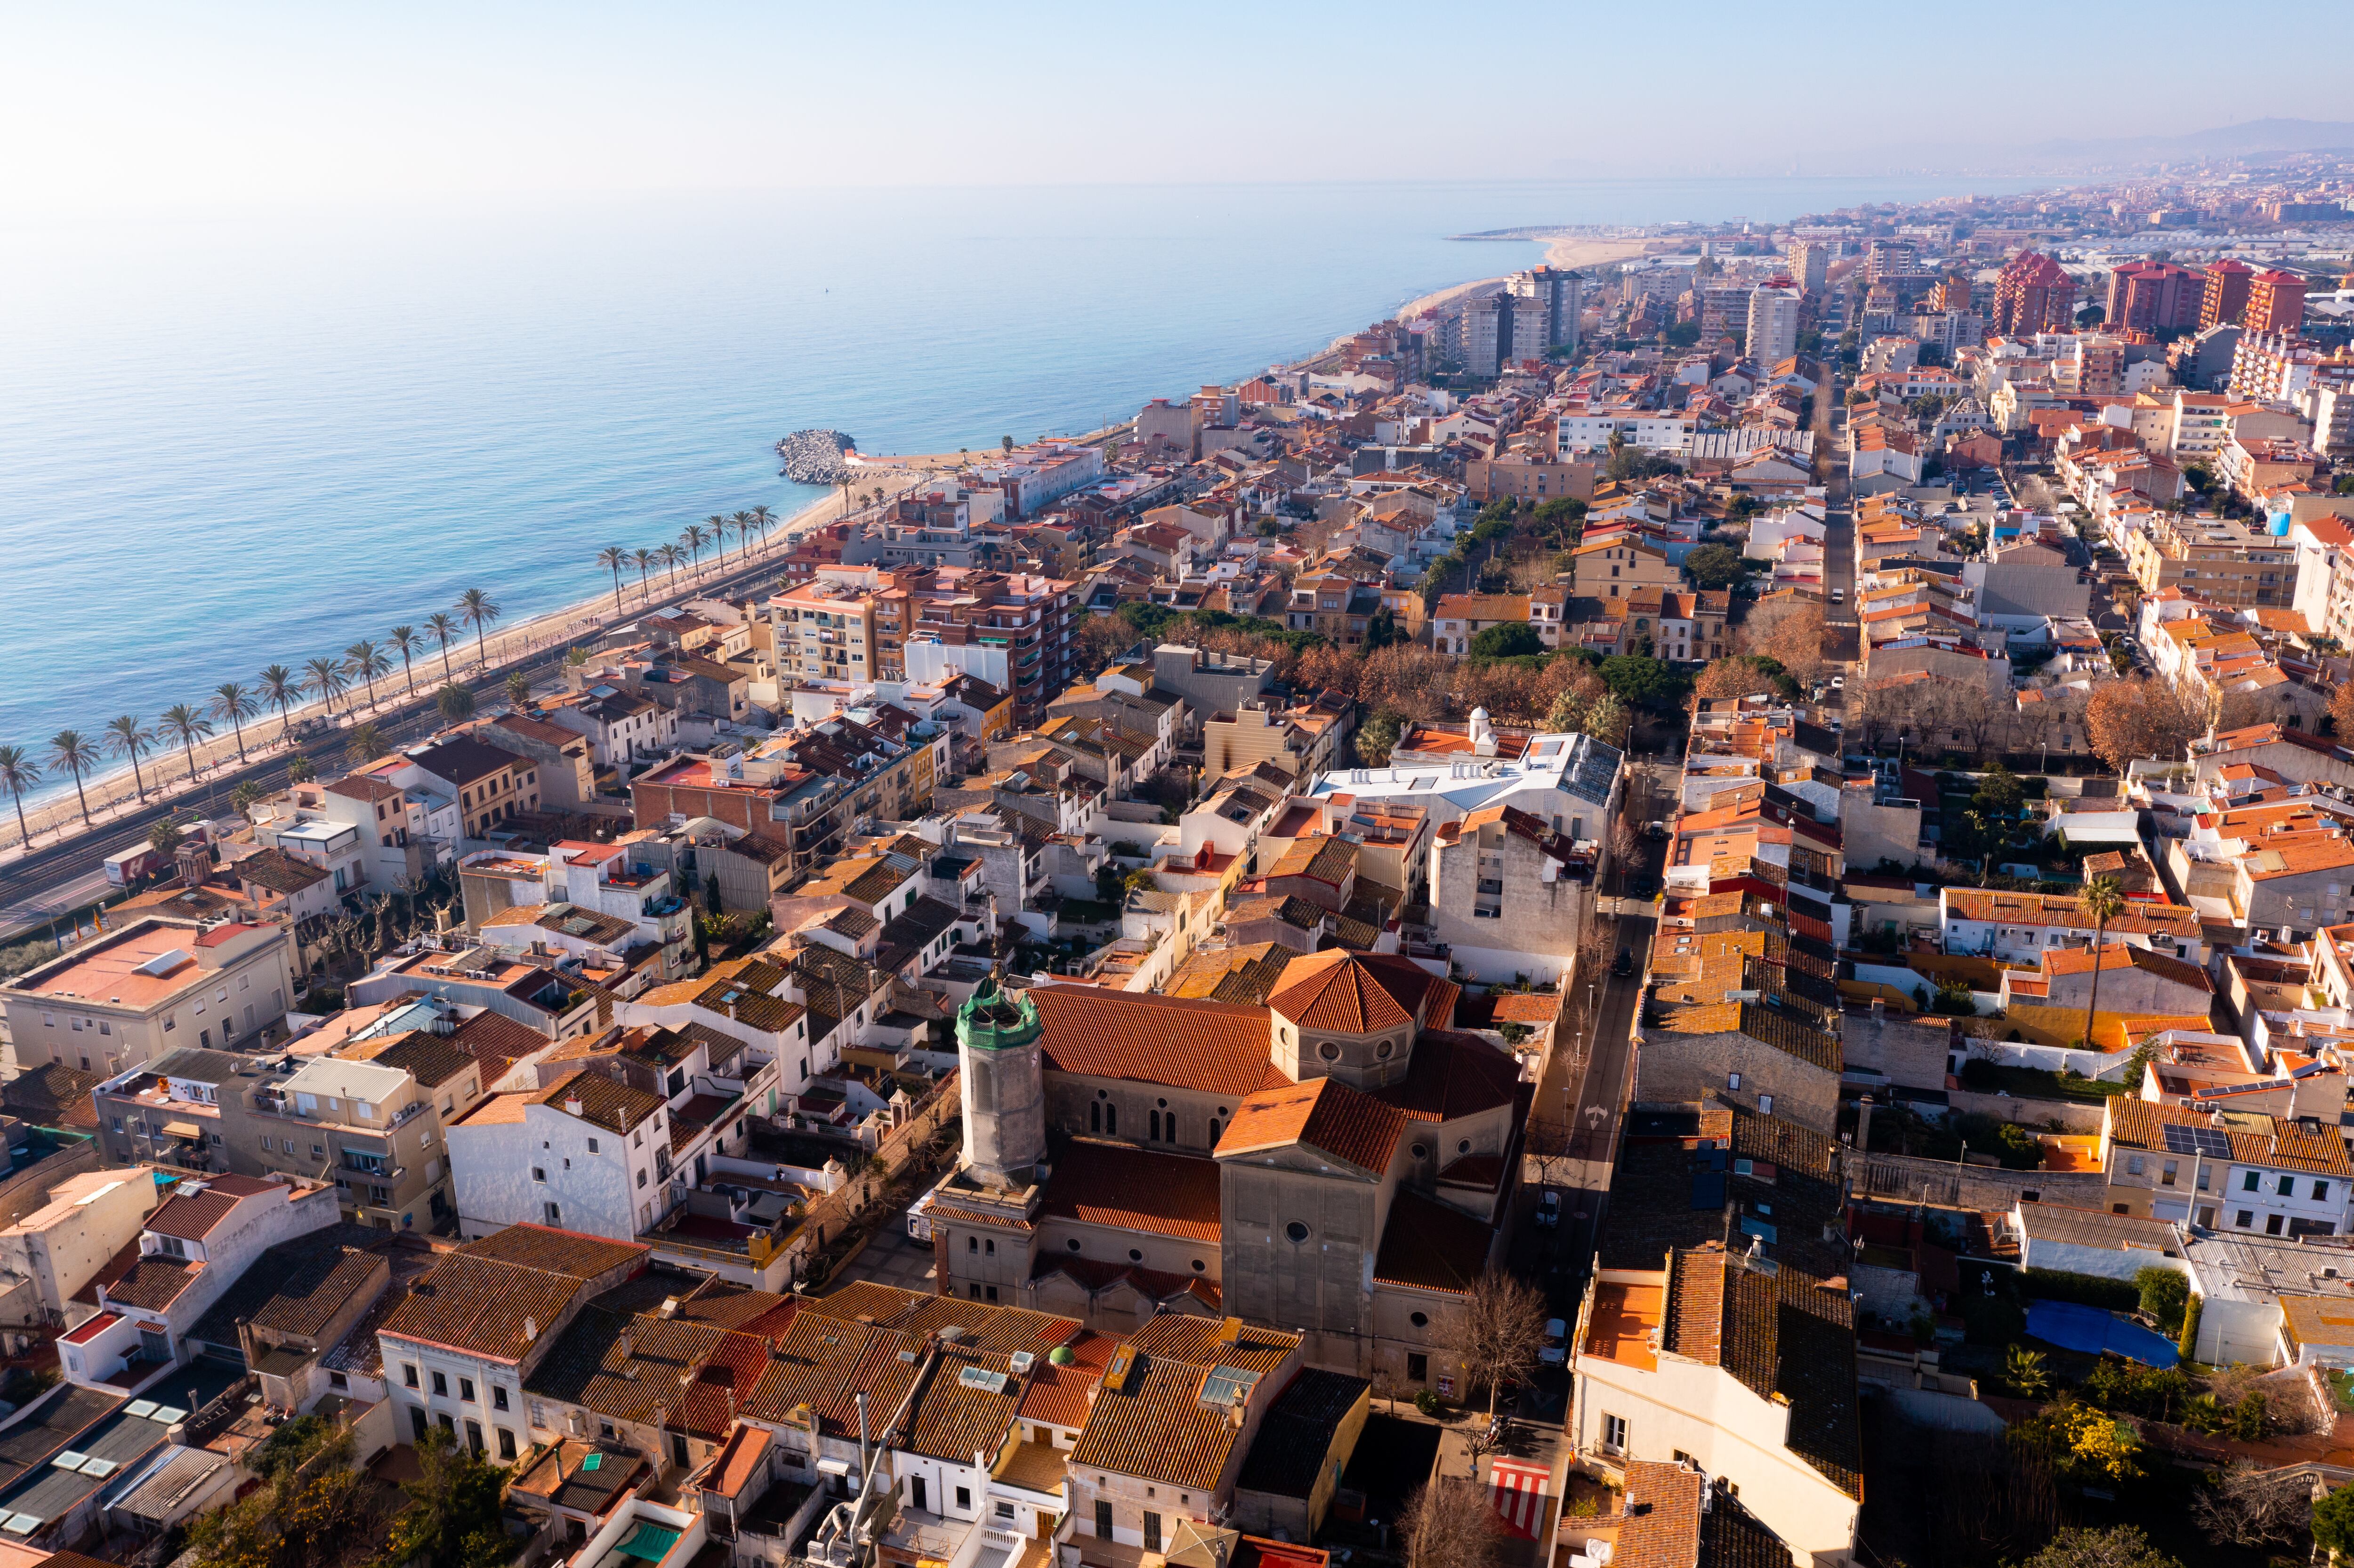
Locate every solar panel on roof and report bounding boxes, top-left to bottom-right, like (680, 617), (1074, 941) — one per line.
(2160, 1122), (2230, 1158)
(956, 1365), (1010, 1394)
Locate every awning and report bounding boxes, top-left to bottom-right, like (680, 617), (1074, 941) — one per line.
(616, 1523), (681, 1562)
(815, 1457), (851, 1477)
(160, 1121), (204, 1139)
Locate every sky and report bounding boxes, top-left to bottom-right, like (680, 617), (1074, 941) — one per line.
(6, 2), (2354, 213)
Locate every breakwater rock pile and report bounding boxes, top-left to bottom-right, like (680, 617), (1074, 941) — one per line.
(776, 429), (857, 484)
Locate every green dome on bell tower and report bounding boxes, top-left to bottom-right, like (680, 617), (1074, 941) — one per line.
(958, 973), (1042, 1053)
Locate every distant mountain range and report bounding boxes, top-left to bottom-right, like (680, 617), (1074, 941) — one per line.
(2018, 119), (2354, 167)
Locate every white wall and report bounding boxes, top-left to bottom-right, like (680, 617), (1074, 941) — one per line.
(449, 1101), (666, 1242)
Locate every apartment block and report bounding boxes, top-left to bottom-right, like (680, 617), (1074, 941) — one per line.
(2, 917), (298, 1071)
(2124, 512), (2295, 607)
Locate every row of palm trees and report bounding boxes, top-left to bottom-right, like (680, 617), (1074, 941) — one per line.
(591, 506), (780, 613)
(0, 588), (509, 847)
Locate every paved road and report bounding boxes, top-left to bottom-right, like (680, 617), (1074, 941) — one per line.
(1529, 755), (1678, 1294)
(0, 541), (831, 948)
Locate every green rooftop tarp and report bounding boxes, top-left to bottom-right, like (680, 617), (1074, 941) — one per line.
(617, 1523), (681, 1562)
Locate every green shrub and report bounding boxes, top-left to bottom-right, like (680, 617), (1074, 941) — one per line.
(1413, 1388), (1441, 1416)
(2177, 1295), (2201, 1361)
(1959, 1056), (1999, 1091)
(2081, 1356), (2188, 1421)
(2019, 1267), (2141, 1312)
(2135, 1266), (2189, 1335)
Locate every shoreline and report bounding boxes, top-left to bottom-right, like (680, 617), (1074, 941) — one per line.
(0, 467), (932, 853)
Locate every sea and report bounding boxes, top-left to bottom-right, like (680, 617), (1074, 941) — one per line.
(0, 175), (2047, 804)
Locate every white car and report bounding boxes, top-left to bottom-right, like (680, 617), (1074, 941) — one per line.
(1830, 675), (1845, 689)
(1540, 1318), (1568, 1366)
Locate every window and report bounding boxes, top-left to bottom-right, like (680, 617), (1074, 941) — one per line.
(2161, 1161), (2178, 1187)
(2125, 1155), (2145, 1177)
(1757, 1094), (1774, 1116)
(587, 1138), (599, 1154)
(2237, 1210), (2255, 1229)
(1286, 1221), (1309, 1243)
(968, 1236), (978, 1254)
(1602, 1414), (1628, 1454)
(2280, 1175), (2297, 1198)
(1144, 1513), (1163, 1553)
(2244, 1170), (2261, 1192)
(460, 1378), (476, 1402)
(532, 1167), (547, 1183)
(2268, 1214), (2287, 1236)
(545, 1202), (561, 1224)
(1096, 1502), (1114, 1539)
(2319, 1182), (2332, 1202)
(405, 1365), (421, 1389)
(1727, 1071), (1741, 1091)
(995, 1502), (1015, 1521)
(432, 1371), (449, 1397)
(637, 1168), (647, 1188)
(1407, 1351), (1428, 1381)
(497, 1428), (516, 1461)
(957, 1486), (973, 1512)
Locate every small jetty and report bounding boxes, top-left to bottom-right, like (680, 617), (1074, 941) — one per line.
(775, 428), (857, 484)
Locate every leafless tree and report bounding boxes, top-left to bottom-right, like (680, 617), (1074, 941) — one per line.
(1734, 595), (1826, 686)
(2190, 1463), (2313, 1549)
(1435, 1268), (1552, 1421)
(1402, 1476), (1501, 1568)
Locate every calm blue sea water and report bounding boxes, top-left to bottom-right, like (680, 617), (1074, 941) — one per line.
(0, 176), (2044, 802)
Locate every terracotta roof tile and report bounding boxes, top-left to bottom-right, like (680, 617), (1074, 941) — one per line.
(1031, 987), (1275, 1097)
(1039, 1142), (1222, 1241)
(1217, 1077), (1403, 1176)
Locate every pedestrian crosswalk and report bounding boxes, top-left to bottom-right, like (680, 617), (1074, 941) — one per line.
(1488, 1457), (1552, 1540)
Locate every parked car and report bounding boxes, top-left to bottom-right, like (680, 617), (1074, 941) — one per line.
(1644, 820), (1670, 841)
(1540, 1319), (1568, 1366)
(1534, 1190), (1561, 1229)
(1629, 872), (1661, 898)
(1612, 946), (1635, 977)
(1830, 675), (1846, 689)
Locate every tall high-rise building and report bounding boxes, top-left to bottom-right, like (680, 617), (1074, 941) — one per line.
(2246, 270), (2310, 335)
(2105, 260), (2202, 334)
(1991, 250), (2075, 336)
(2200, 258), (2256, 330)
(1460, 293), (1508, 377)
(1509, 266), (1585, 358)
(1928, 273), (1973, 313)
(1745, 283), (1804, 367)
(1787, 240), (1830, 293)
(1866, 239), (1918, 282)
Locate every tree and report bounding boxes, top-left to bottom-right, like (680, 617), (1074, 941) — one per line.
(436, 684), (478, 725)
(1734, 595), (1826, 686)
(256, 663), (300, 742)
(596, 544), (629, 612)
(2078, 876), (2127, 1051)
(158, 703), (214, 786)
(2083, 677), (2205, 772)
(2312, 1483), (2354, 1557)
(1468, 623), (1544, 659)
(659, 541), (685, 586)
(343, 639), (392, 709)
(750, 502), (775, 550)
(454, 588), (502, 667)
(211, 681), (259, 764)
(387, 625), (424, 694)
(1973, 760), (2024, 819)
(706, 513), (733, 569)
(705, 869), (724, 912)
(302, 655), (349, 718)
(631, 547), (658, 602)
(2022, 1526), (2177, 1568)
(1599, 652), (1689, 711)
(1435, 1268), (1549, 1421)
(1401, 1477), (1500, 1568)
(186, 1415), (388, 1568)
(0, 746), (40, 846)
(346, 724), (388, 765)
(287, 755), (316, 784)
(231, 780), (263, 820)
(2188, 1463), (2309, 1548)
(426, 611), (460, 681)
(1356, 706), (1404, 766)
(103, 715), (155, 802)
(1695, 656), (1783, 700)
(2004, 1344), (2051, 1399)
(680, 521), (710, 573)
(149, 819), (185, 858)
(506, 671), (531, 708)
(2135, 1265), (2188, 1335)
(1684, 543), (1749, 591)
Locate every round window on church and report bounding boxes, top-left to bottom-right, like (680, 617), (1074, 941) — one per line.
(1376, 1041), (1393, 1059)
(1319, 1042), (1341, 1061)
(1458, 1140), (1472, 1155)
(1285, 1221), (1310, 1244)
(1156, 1098), (1168, 1109)
(1192, 1260), (1207, 1273)
(1410, 1312), (1429, 1328)
(1411, 1143), (1428, 1160)
(1129, 1248), (1144, 1262)
(1066, 1238), (1081, 1252)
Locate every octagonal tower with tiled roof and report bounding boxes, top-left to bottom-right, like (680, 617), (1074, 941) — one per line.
(957, 974), (1047, 1188)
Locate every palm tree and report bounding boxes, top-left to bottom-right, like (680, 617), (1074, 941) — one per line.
(435, 683), (477, 725)
(387, 625), (425, 694)
(210, 682), (259, 764)
(0, 746), (42, 847)
(631, 548), (657, 602)
(425, 612), (460, 681)
(750, 503), (774, 552)
(506, 671), (531, 708)
(158, 704), (214, 786)
(679, 523), (709, 574)
(2077, 876), (2128, 1053)
(287, 755), (316, 784)
(103, 715), (155, 802)
(256, 664), (300, 742)
(303, 655), (350, 718)
(706, 514), (733, 570)
(730, 510), (756, 564)
(48, 731), (97, 826)
(596, 546), (629, 613)
(659, 542), (684, 587)
(344, 639), (393, 710)
(454, 588), (502, 667)
(346, 723), (388, 764)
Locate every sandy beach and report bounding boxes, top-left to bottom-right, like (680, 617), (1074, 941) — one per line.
(1545, 235), (1657, 270)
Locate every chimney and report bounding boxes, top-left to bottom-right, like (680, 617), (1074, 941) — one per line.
(524, 1316), (538, 1343)
(564, 1096), (585, 1118)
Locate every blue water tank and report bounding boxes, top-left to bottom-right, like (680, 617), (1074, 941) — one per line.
(2270, 507), (2293, 537)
